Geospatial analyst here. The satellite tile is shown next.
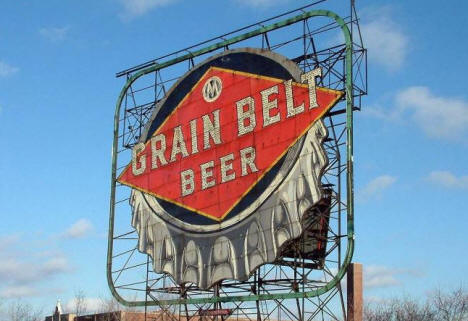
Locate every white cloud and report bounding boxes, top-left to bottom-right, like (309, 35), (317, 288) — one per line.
(0, 285), (39, 299)
(365, 87), (468, 141)
(361, 102), (399, 121)
(360, 6), (409, 71)
(0, 233), (72, 299)
(39, 26), (69, 42)
(0, 256), (70, 285)
(365, 265), (399, 288)
(62, 218), (94, 239)
(41, 257), (70, 275)
(64, 297), (102, 314)
(0, 61), (19, 77)
(0, 256), (70, 299)
(118, 0), (177, 20)
(364, 265), (422, 289)
(396, 87), (468, 140)
(0, 234), (21, 251)
(357, 175), (396, 203)
(365, 295), (388, 304)
(427, 171), (468, 189)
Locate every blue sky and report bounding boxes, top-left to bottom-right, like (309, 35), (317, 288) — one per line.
(0, 0), (467, 314)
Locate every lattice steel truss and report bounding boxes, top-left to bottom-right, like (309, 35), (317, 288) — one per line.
(108, 1), (367, 320)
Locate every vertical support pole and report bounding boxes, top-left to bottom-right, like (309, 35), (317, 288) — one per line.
(347, 263), (362, 321)
(254, 270), (261, 321)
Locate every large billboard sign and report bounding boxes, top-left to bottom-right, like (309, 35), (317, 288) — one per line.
(117, 49), (343, 289)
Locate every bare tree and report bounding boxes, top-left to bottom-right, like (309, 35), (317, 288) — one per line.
(74, 289), (88, 316)
(98, 295), (152, 321)
(98, 296), (123, 321)
(432, 287), (468, 321)
(98, 295), (121, 313)
(7, 300), (43, 321)
(393, 297), (435, 321)
(364, 287), (468, 321)
(364, 297), (435, 321)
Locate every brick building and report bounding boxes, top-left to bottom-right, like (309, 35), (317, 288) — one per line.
(44, 302), (165, 321)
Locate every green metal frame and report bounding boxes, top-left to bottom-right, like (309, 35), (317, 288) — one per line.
(108, 9), (354, 307)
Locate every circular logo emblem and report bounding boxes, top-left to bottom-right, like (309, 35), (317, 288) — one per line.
(202, 76), (222, 102)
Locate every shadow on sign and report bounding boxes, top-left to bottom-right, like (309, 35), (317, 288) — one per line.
(278, 188), (332, 269)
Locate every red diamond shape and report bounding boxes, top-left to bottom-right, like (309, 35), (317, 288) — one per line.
(118, 67), (343, 221)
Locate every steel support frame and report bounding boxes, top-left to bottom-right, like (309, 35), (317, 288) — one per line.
(107, 6), (360, 313)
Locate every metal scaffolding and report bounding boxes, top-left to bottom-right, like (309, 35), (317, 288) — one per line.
(108, 1), (367, 320)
